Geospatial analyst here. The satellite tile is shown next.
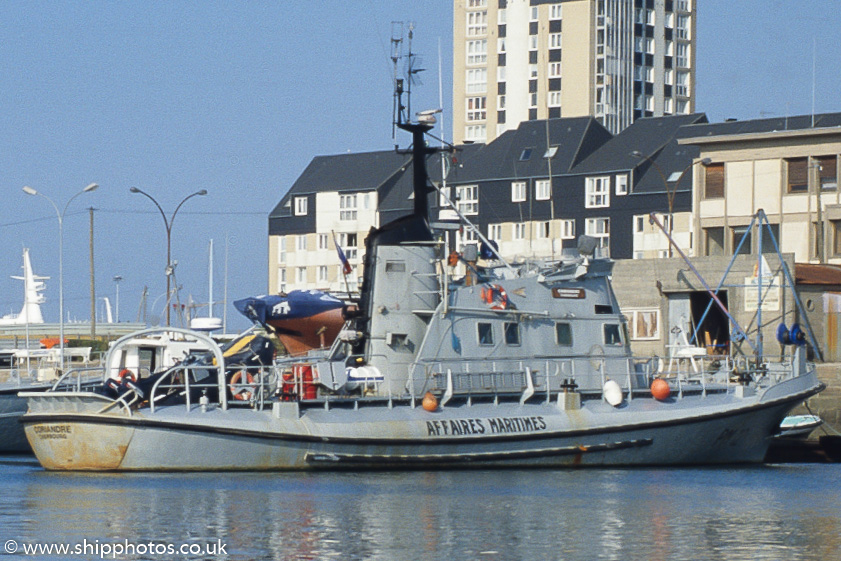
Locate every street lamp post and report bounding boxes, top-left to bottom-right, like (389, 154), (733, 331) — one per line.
(630, 151), (711, 257)
(113, 275), (123, 322)
(129, 188), (208, 326)
(22, 183), (99, 374)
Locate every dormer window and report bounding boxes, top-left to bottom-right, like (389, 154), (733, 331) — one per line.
(294, 196), (308, 216)
(519, 148), (533, 161)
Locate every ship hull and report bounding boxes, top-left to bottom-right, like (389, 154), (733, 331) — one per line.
(0, 383), (51, 453)
(21, 371), (822, 471)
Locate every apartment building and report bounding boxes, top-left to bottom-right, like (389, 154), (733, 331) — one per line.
(453, 0), (696, 144)
(269, 114), (703, 295)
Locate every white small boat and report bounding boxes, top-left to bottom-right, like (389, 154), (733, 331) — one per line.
(777, 414), (823, 439)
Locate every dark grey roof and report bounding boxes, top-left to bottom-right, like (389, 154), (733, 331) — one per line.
(270, 150), (411, 218)
(450, 117), (612, 183)
(680, 112), (841, 140)
(572, 113), (708, 194)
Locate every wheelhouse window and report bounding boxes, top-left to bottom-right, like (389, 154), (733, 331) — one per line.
(504, 322), (520, 345)
(555, 322), (573, 346)
(478, 322), (494, 346)
(603, 324), (623, 346)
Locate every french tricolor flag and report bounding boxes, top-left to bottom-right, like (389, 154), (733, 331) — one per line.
(332, 231), (353, 275)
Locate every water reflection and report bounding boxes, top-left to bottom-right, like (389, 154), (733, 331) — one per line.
(1, 461), (840, 560)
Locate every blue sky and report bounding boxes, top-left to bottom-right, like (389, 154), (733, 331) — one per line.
(0, 1), (839, 331)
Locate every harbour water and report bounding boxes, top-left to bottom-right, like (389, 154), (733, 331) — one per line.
(1, 456), (840, 560)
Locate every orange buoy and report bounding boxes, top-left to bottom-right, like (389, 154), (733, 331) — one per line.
(650, 378), (671, 401)
(422, 392), (438, 412)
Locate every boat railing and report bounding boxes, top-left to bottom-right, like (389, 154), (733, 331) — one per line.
(50, 366), (107, 392)
(146, 363), (278, 413)
(414, 355), (649, 398)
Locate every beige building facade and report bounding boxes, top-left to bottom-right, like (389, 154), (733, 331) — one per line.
(681, 117), (841, 265)
(453, 0), (696, 143)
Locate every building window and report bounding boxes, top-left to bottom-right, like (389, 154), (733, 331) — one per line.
(787, 157), (808, 193)
(604, 324), (623, 346)
(628, 309), (660, 340)
(464, 124), (486, 141)
(530, 6), (538, 21)
(277, 236), (286, 263)
(676, 43), (690, 68)
(832, 220), (841, 256)
(760, 223), (781, 254)
(318, 233), (329, 250)
(536, 221), (551, 239)
(468, 0), (486, 6)
(338, 233), (358, 260)
(676, 14), (691, 40)
(511, 181), (526, 202)
(535, 179), (551, 200)
(676, 71), (689, 97)
(585, 218), (610, 250)
(296, 267), (307, 284)
(549, 3), (562, 19)
(456, 227), (478, 252)
(635, 216), (645, 233)
(504, 322), (521, 345)
(513, 223), (526, 240)
(732, 226), (752, 255)
(277, 268), (287, 293)
(466, 68), (487, 94)
(818, 155), (838, 191)
(477, 322), (494, 346)
(549, 32), (562, 48)
(560, 219), (575, 240)
(555, 322), (572, 346)
(340, 193), (358, 221)
(615, 174), (628, 196)
(704, 163), (725, 199)
(548, 91), (562, 107)
(544, 146), (559, 158)
(704, 227), (725, 256)
(497, 95), (506, 110)
(466, 39), (487, 65)
(549, 62), (562, 78)
(456, 184), (479, 215)
(497, 37), (506, 53)
(317, 266), (328, 283)
(294, 196), (307, 216)
(467, 10), (487, 37)
(489, 223), (502, 241)
(586, 176), (610, 208)
(296, 235), (307, 251)
(466, 96), (487, 121)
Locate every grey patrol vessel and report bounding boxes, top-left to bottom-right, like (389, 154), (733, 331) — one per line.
(21, 115), (823, 471)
